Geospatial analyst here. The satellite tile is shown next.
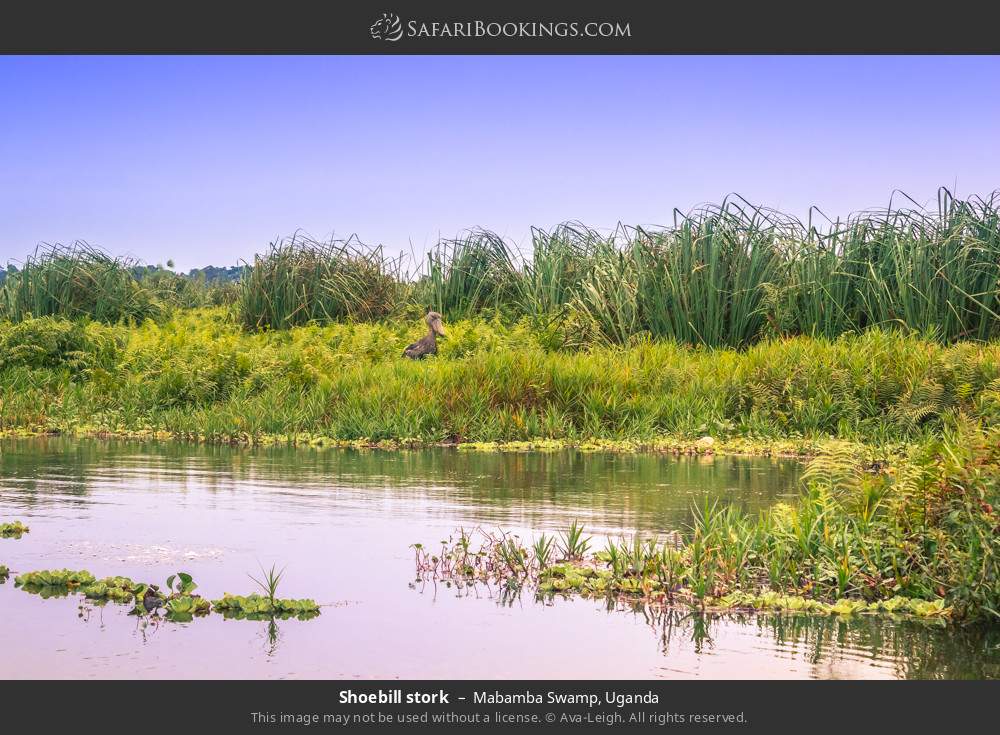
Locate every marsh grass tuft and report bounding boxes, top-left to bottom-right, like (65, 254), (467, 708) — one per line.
(532, 533), (556, 570)
(1, 243), (163, 324)
(559, 520), (591, 560)
(248, 563), (286, 606)
(414, 230), (519, 320)
(237, 234), (403, 330)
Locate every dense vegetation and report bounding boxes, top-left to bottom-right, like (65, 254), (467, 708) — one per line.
(0, 308), (998, 446)
(0, 243), (242, 320)
(237, 235), (402, 330)
(0, 243), (163, 323)
(237, 190), (1000, 346)
(2, 189), (999, 347)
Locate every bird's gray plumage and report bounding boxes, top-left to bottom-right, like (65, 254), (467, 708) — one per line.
(403, 311), (445, 359)
(142, 586), (164, 613)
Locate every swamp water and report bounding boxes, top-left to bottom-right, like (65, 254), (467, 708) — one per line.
(0, 438), (996, 680)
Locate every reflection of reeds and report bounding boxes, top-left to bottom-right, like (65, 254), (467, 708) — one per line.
(406, 574), (999, 678)
(629, 602), (1000, 679)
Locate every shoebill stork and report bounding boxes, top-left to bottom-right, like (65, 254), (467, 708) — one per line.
(403, 311), (446, 359)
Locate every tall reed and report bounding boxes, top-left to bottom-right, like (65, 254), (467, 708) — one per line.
(236, 234), (403, 330)
(413, 229), (519, 319)
(8, 188), (999, 346)
(0, 243), (162, 324)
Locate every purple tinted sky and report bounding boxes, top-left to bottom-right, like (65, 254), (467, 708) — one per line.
(1, 55), (998, 270)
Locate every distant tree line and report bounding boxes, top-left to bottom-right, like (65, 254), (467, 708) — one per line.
(1, 262), (247, 286)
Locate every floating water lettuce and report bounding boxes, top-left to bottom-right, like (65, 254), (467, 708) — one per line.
(15, 568), (97, 599)
(212, 593), (320, 620)
(0, 521), (29, 539)
(164, 594), (211, 622)
(0, 565), (9, 581)
(11, 565), (320, 624)
(537, 563), (658, 595)
(714, 591), (952, 618)
(80, 576), (143, 603)
(539, 563), (602, 592)
(15, 569), (96, 588)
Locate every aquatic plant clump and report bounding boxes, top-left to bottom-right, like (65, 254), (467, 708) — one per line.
(163, 594), (212, 621)
(14, 569), (96, 588)
(211, 593), (321, 620)
(0, 521), (30, 538)
(717, 591), (950, 618)
(9, 565), (322, 627)
(415, 531), (956, 621)
(80, 576), (143, 602)
(9, 569), (214, 621)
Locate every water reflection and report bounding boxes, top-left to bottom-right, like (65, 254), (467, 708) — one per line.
(406, 577), (1000, 680)
(1, 437), (996, 680)
(0, 436), (802, 534)
(630, 606), (999, 680)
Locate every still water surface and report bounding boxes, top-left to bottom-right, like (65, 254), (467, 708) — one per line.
(0, 438), (996, 679)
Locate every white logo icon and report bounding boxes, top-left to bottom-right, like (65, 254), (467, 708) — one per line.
(370, 13), (403, 42)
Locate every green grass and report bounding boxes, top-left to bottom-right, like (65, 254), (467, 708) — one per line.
(1, 308), (999, 447)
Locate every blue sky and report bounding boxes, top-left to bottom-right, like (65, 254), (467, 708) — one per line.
(1, 56), (998, 270)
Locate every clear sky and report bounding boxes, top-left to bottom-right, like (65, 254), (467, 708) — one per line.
(1, 55), (998, 271)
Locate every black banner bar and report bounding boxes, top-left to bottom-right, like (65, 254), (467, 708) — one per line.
(2, 680), (995, 732)
(2, 1), (1000, 54)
